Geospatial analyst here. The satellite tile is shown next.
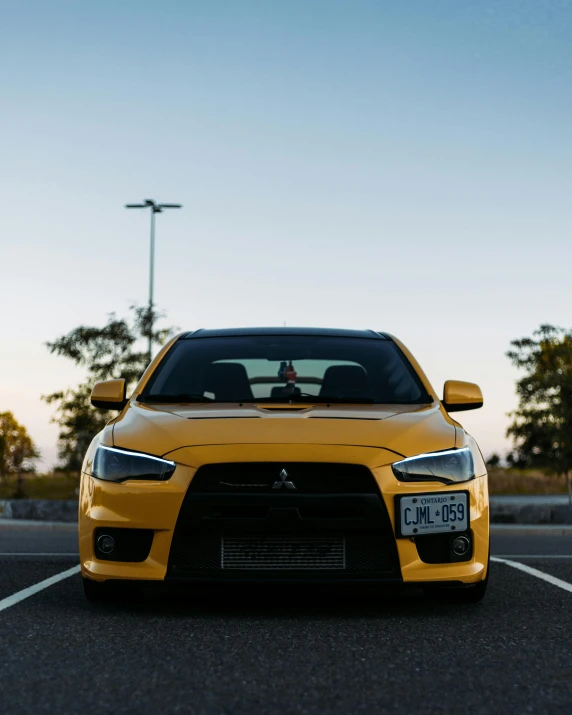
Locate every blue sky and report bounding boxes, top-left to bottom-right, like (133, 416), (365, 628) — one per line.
(1, 0), (572, 467)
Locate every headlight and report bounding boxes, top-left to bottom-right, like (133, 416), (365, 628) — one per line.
(392, 447), (475, 485)
(92, 445), (176, 483)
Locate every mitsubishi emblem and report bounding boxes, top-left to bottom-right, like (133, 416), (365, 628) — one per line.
(272, 468), (296, 490)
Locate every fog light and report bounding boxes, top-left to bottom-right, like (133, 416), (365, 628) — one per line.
(451, 535), (470, 556)
(97, 534), (116, 555)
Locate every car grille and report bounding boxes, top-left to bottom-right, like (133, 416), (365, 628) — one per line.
(188, 462), (379, 494)
(167, 462), (401, 581)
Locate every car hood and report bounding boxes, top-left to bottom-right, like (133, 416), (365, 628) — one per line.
(110, 401), (457, 462)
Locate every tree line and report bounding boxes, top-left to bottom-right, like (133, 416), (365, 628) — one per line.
(0, 306), (173, 496)
(44, 305), (174, 471)
(3, 316), (572, 495)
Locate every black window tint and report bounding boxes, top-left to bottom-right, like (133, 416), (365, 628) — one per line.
(141, 336), (431, 404)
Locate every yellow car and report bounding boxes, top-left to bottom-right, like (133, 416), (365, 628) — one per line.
(80, 328), (488, 603)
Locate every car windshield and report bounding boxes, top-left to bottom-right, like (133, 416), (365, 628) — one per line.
(140, 335), (431, 405)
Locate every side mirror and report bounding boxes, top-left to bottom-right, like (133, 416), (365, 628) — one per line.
(91, 379), (127, 411)
(442, 380), (483, 412)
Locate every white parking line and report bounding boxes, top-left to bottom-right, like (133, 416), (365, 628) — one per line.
(0, 565), (81, 613)
(495, 555), (572, 559)
(491, 557), (572, 593)
(0, 553), (78, 557)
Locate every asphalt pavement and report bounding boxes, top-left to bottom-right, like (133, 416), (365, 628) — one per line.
(0, 525), (571, 714)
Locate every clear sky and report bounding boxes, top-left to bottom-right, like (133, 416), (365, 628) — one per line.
(1, 0), (571, 469)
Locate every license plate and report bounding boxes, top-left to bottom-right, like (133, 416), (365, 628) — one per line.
(396, 492), (469, 536)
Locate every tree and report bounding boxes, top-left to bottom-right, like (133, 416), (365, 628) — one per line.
(0, 412), (40, 497)
(486, 453), (501, 468)
(506, 451), (529, 469)
(506, 324), (572, 501)
(44, 306), (175, 471)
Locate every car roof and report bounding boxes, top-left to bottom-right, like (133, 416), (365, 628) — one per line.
(180, 327), (388, 340)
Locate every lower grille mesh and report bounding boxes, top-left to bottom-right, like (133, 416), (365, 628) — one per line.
(168, 530), (398, 576)
(222, 535), (345, 570)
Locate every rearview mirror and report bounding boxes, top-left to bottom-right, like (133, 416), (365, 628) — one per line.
(442, 380), (483, 412)
(91, 379), (127, 410)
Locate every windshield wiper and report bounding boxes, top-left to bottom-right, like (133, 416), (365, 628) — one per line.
(139, 393), (214, 403)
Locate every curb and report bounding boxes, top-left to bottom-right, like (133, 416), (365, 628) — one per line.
(490, 524), (572, 536)
(0, 519), (77, 532)
(0, 499), (78, 523)
(490, 496), (572, 526)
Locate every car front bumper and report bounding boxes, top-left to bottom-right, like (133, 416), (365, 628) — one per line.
(79, 444), (489, 586)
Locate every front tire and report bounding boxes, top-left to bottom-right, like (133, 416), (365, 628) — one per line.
(453, 576), (488, 603)
(424, 578), (487, 603)
(425, 553), (489, 604)
(83, 577), (115, 603)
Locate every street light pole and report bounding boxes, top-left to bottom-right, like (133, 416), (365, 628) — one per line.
(125, 199), (182, 362)
(149, 207), (156, 343)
